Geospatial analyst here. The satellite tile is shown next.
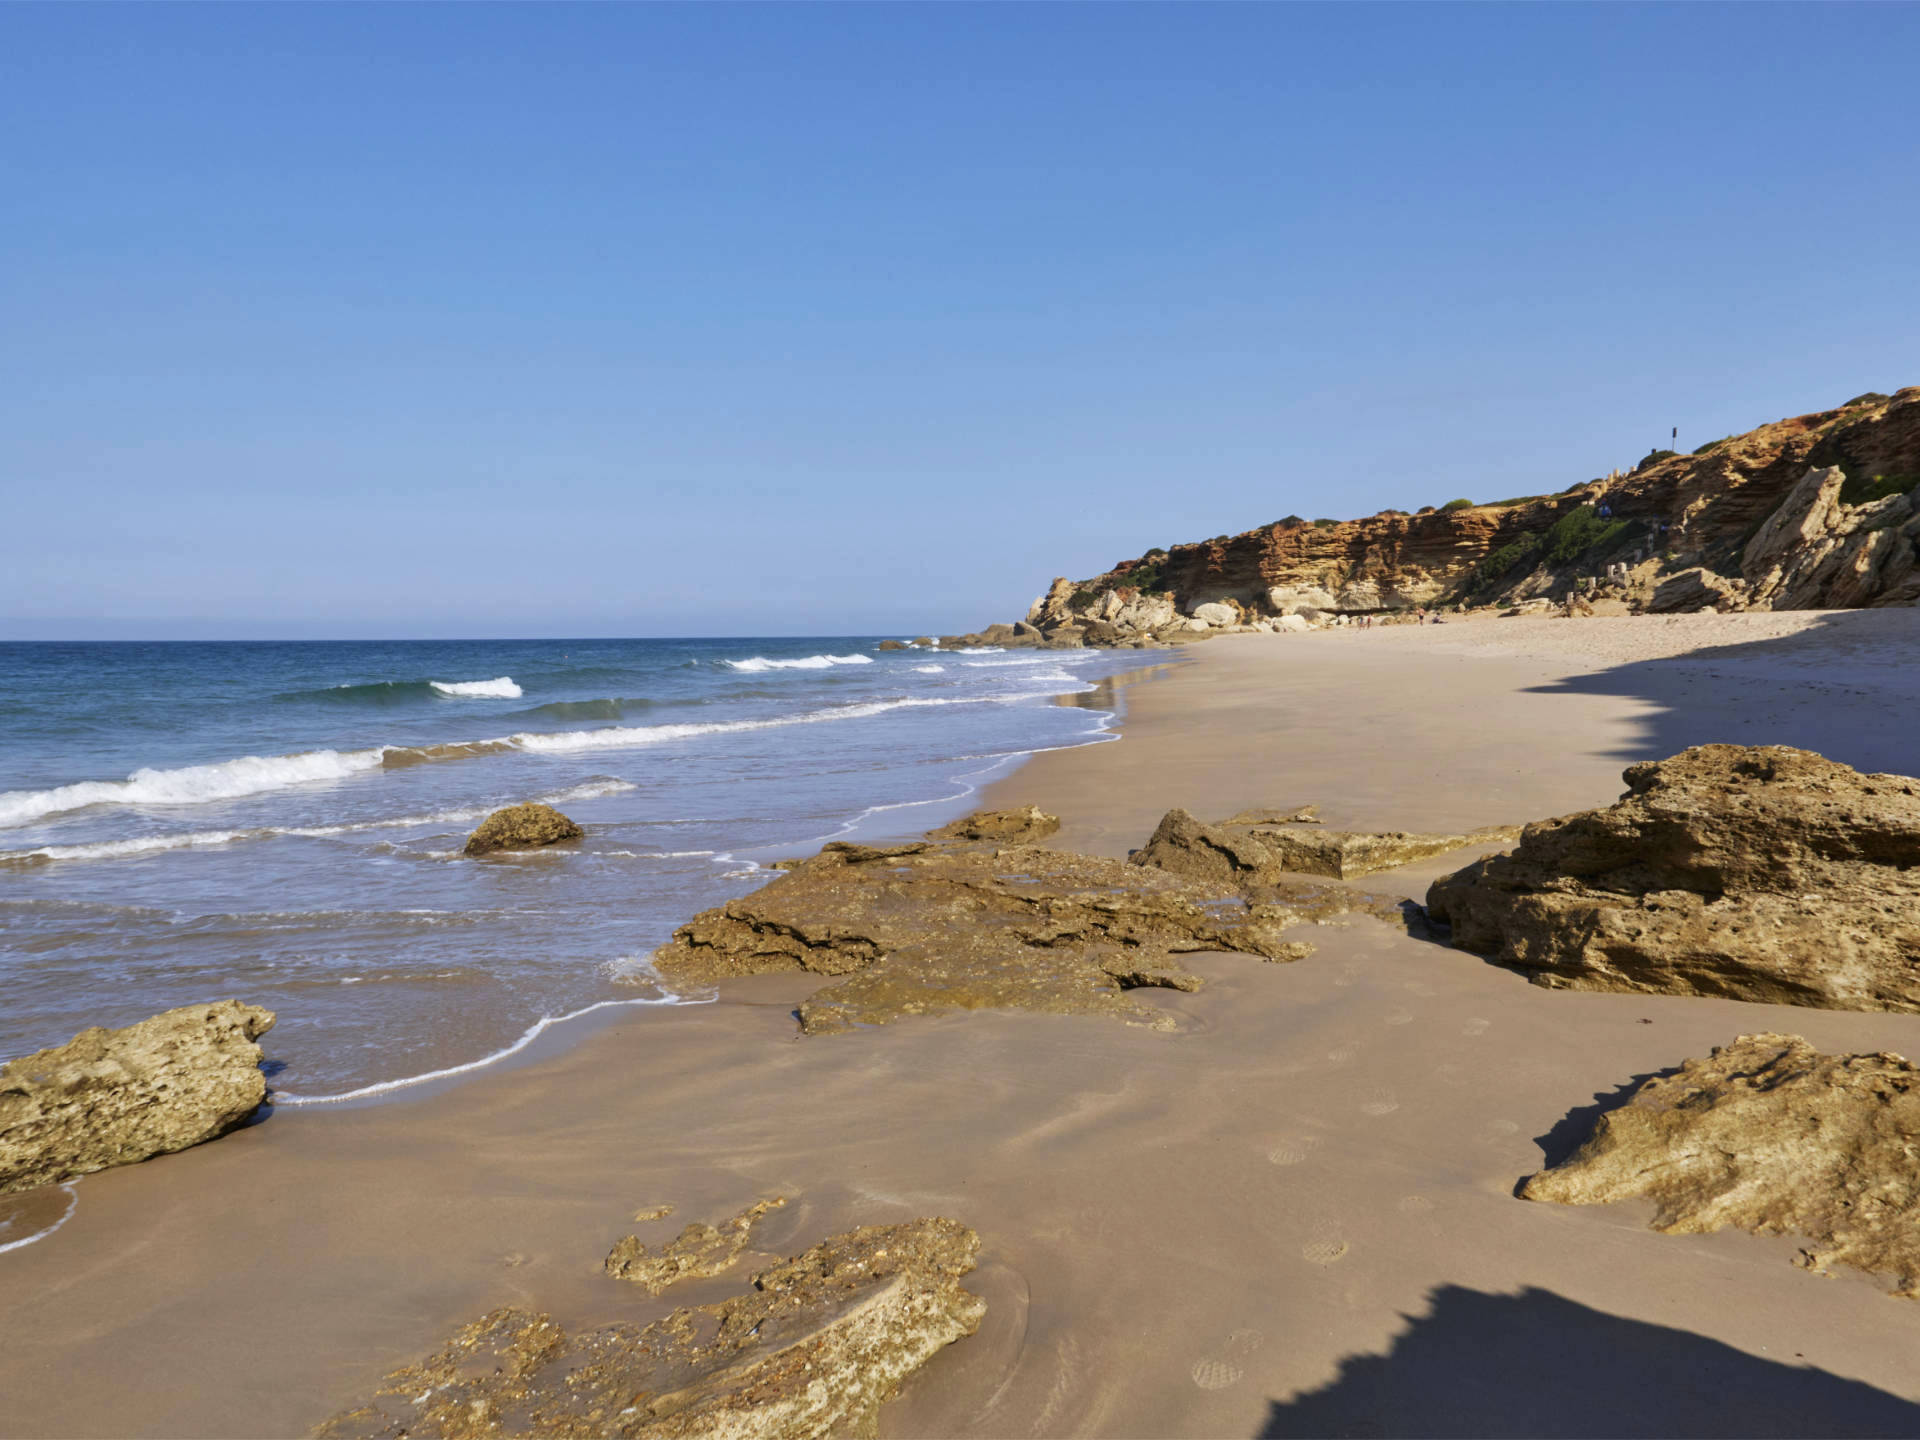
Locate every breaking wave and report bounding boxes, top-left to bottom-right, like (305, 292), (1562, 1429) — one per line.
(0, 748), (388, 829)
(430, 677), (521, 698)
(722, 653), (873, 672)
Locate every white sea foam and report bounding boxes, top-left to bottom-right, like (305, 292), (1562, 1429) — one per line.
(430, 676), (522, 699)
(0, 1184), (79, 1257)
(272, 994), (706, 1106)
(0, 748), (388, 829)
(955, 646), (1005, 654)
(721, 653), (873, 672)
(913, 664), (946, 673)
(0, 780), (636, 864)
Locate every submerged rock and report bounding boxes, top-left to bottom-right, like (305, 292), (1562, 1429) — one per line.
(648, 808), (1314, 1034)
(606, 1197), (788, 1295)
(1134, 807), (1512, 883)
(1426, 745), (1920, 1010)
(0, 1001), (274, 1195)
(321, 1217), (986, 1440)
(465, 803), (585, 857)
(1523, 1033), (1920, 1297)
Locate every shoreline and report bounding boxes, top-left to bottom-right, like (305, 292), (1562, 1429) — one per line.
(7, 612), (1920, 1436)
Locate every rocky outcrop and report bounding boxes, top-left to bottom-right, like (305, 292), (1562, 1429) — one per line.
(926, 805), (1060, 844)
(1134, 807), (1515, 883)
(1427, 745), (1920, 1010)
(465, 803), (585, 857)
(1523, 1033), (1920, 1298)
(321, 1217), (986, 1440)
(647, 809), (1315, 1034)
(978, 388), (1919, 638)
(1, 1001), (275, 1195)
(606, 1197), (787, 1295)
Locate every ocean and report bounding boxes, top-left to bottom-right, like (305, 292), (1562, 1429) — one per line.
(0, 637), (1162, 1101)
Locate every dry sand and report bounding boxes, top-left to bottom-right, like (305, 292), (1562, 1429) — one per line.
(5, 609), (1920, 1439)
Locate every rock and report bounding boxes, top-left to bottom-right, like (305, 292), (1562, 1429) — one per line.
(320, 1217), (986, 1440)
(1189, 602), (1238, 627)
(1522, 1033), (1920, 1298)
(649, 812), (1314, 1034)
(1112, 593), (1176, 632)
(926, 806), (1060, 844)
(1, 1001), (275, 1195)
(877, 639), (907, 651)
(1272, 613), (1313, 633)
(606, 1197), (787, 1295)
(465, 803), (584, 857)
(1267, 585), (1338, 616)
(1224, 805), (1321, 826)
(1647, 567), (1748, 613)
(1134, 807), (1512, 883)
(1079, 619), (1123, 645)
(1013, 620), (1044, 640)
(978, 623), (1017, 644)
(1426, 745), (1920, 1010)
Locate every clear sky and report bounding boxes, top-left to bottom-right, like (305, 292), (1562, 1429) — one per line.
(3, 4), (1915, 639)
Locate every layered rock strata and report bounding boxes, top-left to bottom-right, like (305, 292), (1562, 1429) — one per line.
(1134, 807), (1516, 883)
(1427, 745), (1920, 1011)
(648, 809), (1315, 1034)
(1, 1001), (275, 1195)
(606, 1197), (788, 1295)
(465, 803), (585, 857)
(966, 387), (1919, 641)
(1523, 1033), (1920, 1298)
(320, 1217), (987, 1440)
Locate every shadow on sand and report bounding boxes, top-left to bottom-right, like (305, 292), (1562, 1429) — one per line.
(1523, 609), (1918, 776)
(1257, 1283), (1920, 1439)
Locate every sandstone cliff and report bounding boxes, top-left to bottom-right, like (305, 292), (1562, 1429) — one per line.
(998, 387), (1920, 639)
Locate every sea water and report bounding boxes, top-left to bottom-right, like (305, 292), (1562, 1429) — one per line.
(0, 637), (1161, 1099)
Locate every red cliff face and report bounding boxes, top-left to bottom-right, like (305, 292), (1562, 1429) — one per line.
(1068, 387), (1920, 621)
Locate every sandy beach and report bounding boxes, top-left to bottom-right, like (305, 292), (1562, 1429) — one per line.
(7, 609), (1920, 1439)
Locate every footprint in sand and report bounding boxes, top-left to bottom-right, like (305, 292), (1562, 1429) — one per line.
(1431, 1062), (1464, 1086)
(1397, 1195), (1435, 1215)
(1267, 1135), (1322, 1166)
(1359, 1087), (1400, 1116)
(1301, 1227), (1351, 1266)
(1332, 968), (1359, 988)
(1462, 1017), (1492, 1036)
(1190, 1329), (1265, 1390)
(1326, 1046), (1358, 1066)
(1403, 980), (1436, 997)
(1384, 1008), (1415, 1026)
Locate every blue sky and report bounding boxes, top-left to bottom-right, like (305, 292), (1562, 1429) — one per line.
(3, 4), (1915, 638)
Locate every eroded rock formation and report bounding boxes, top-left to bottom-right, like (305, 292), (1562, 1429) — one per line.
(966, 387), (1919, 640)
(1, 1001), (275, 1195)
(606, 1197), (788, 1295)
(465, 803), (585, 857)
(1134, 807), (1516, 883)
(647, 810), (1315, 1034)
(321, 1217), (986, 1440)
(1523, 1033), (1920, 1297)
(1426, 745), (1920, 1011)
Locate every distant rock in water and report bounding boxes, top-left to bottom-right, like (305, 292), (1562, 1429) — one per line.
(1427, 745), (1920, 1011)
(926, 805), (1060, 844)
(320, 1217), (986, 1440)
(464, 802), (584, 857)
(605, 1196), (787, 1295)
(0, 1000), (275, 1195)
(1523, 1033), (1920, 1298)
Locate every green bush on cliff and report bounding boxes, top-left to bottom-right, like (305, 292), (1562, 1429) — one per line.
(1543, 504), (1631, 566)
(1693, 435), (1735, 455)
(1839, 470), (1915, 507)
(1486, 494), (1545, 507)
(1312, 518), (1339, 528)
(1124, 557), (1172, 594)
(1440, 498), (1474, 512)
(1471, 532), (1542, 589)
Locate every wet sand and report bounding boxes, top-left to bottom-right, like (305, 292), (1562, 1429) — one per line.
(6, 609), (1920, 1438)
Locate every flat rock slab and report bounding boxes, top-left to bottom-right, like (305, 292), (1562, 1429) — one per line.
(649, 809), (1314, 1034)
(465, 803), (584, 857)
(1427, 744), (1920, 1010)
(1524, 1033), (1920, 1298)
(1131, 807), (1513, 885)
(0, 1000), (274, 1195)
(320, 1217), (986, 1440)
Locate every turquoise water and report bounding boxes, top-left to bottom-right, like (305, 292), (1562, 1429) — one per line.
(0, 637), (1155, 1098)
